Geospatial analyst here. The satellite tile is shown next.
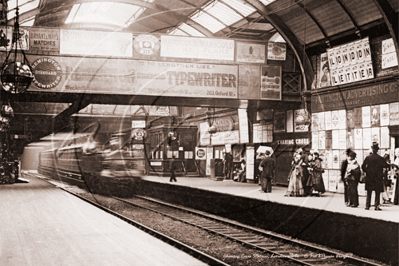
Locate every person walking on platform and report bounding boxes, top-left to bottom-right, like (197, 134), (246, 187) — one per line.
(169, 156), (177, 182)
(285, 152), (305, 197)
(362, 142), (387, 210)
(307, 150), (325, 196)
(341, 149), (353, 206)
(343, 151), (361, 207)
(260, 149), (276, 193)
(381, 151), (392, 204)
(224, 152), (233, 180)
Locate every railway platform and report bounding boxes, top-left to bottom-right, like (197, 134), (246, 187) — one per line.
(0, 173), (208, 266)
(141, 175), (399, 223)
(139, 175), (399, 265)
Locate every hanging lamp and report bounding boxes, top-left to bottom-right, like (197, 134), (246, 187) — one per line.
(1, 0), (33, 94)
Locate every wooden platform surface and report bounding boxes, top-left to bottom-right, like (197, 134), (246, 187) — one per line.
(0, 174), (207, 266)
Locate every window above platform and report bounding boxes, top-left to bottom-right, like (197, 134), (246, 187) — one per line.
(65, 1), (154, 28)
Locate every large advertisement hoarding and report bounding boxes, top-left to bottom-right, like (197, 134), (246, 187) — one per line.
(60, 29), (133, 57)
(27, 55), (238, 99)
(160, 36), (235, 61)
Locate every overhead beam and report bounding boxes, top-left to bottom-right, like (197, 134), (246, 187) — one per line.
(52, 94), (92, 133)
(5, 91), (301, 109)
(244, 0), (314, 91)
(371, 0), (399, 71)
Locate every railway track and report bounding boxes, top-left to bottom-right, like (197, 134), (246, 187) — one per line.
(36, 175), (230, 266)
(115, 195), (386, 266)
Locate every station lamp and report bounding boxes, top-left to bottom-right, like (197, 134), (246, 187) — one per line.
(0, 2), (33, 94)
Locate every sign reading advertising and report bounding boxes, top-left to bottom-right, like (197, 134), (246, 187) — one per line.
(267, 42), (286, 61)
(60, 29), (133, 57)
(311, 81), (398, 112)
(29, 28), (60, 52)
(160, 36), (235, 61)
(261, 65), (282, 100)
(327, 37), (373, 86)
(27, 56), (238, 99)
(236, 42), (265, 63)
(382, 38), (398, 69)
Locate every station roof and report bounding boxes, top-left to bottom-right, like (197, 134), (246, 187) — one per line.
(8, 0), (397, 48)
(3, 0), (398, 135)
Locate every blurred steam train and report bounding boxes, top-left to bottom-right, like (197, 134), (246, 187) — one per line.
(38, 122), (146, 197)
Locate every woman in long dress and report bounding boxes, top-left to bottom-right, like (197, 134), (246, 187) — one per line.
(344, 151), (361, 207)
(307, 151), (326, 196)
(285, 153), (305, 197)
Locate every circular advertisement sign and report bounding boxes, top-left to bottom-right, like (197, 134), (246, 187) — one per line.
(31, 58), (62, 89)
(133, 34), (160, 56)
(196, 148), (206, 159)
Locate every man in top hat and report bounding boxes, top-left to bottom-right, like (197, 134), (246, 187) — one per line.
(362, 142), (388, 210)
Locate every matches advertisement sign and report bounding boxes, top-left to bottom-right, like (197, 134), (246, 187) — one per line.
(327, 37), (374, 86)
(29, 28), (60, 52)
(27, 55), (238, 99)
(160, 36), (235, 61)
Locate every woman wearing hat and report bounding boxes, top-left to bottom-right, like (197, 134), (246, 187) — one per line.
(285, 152), (305, 197)
(307, 150), (326, 196)
(344, 151), (361, 207)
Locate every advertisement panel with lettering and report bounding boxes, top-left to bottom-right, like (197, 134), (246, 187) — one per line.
(27, 55), (238, 99)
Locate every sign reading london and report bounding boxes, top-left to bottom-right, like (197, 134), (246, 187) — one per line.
(31, 58), (62, 89)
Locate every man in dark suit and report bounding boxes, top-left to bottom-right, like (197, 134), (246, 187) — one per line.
(259, 150), (276, 193)
(362, 142), (387, 210)
(169, 156), (177, 182)
(340, 149), (352, 206)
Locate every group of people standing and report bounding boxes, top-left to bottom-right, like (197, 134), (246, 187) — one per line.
(342, 143), (399, 210)
(285, 148), (326, 197)
(222, 143), (399, 211)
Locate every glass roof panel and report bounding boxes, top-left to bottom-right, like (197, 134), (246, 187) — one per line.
(65, 2), (149, 28)
(7, 0), (40, 20)
(20, 17), (35, 26)
(204, 2), (242, 26)
(191, 11), (226, 33)
(179, 23), (206, 37)
(169, 28), (189, 36)
(222, 0), (256, 17)
(259, 0), (276, 6)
